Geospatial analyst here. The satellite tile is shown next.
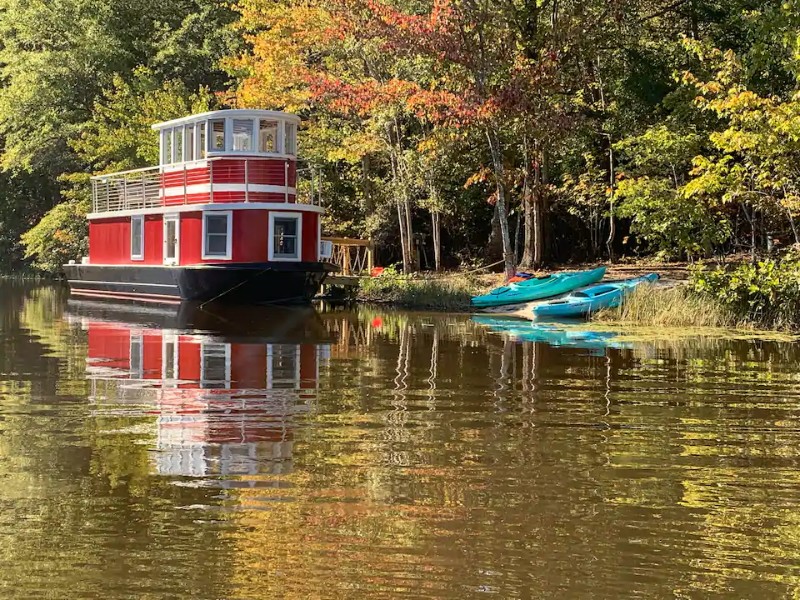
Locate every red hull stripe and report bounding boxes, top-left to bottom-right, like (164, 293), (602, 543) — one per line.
(71, 288), (182, 304)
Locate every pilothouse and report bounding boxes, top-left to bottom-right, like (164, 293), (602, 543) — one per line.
(63, 109), (336, 304)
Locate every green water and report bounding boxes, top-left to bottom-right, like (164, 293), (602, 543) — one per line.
(2, 281), (800, 598)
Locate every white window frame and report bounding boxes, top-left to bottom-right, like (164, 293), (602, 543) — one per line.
(202, 210), (233, 260)
(268, 212), (303, 262)
(163, 214), (180, 265)
(131, 215), (144, 261)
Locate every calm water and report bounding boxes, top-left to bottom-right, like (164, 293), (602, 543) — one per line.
(3, 282), (800, 598)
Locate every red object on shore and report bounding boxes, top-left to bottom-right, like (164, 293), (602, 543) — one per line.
(508, 272), (534, 283)
(370, 266), (385, 277)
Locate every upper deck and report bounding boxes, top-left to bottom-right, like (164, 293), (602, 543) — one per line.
(90, 109), (313, 216)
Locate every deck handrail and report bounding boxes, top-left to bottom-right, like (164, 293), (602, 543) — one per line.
(90, 156), (317, 213)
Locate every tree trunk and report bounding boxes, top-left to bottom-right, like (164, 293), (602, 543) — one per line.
(606, 142), (616, 261)
(520, 137), (535, 268)
(431, 210), (442, 271)
(486, 126), (516, 281)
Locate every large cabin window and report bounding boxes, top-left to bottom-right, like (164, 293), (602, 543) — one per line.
(186, 126), (195, 161)
(284, 123), (297, 155)
(259, 119), (279, 153)
(197, 122), (206, 159)
(202, 211), (232, 259)
(173, 126), (184, 163)
(210, 119), (225, 152)
(269, 212), (302, 261)
(163, 129), (173, 165)
(131, 215), (144, 260)
(232, 119), (254, 151)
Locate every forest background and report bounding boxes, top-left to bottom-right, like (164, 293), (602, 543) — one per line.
(2, 0), (800, 279)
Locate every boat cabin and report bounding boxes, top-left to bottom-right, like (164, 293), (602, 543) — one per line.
(68, 109), (335, 304)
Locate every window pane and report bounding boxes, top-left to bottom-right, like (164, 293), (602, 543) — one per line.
(274, 236), (296, 256)
(274, 217), (297, 236)
(232, 119), (254, 151)
(259, 120), (278, 153)
(186, 126), (194, 161)
(210, 120), (225, 151)
(131, 217), (143, 256)
(284, 123), (296, 155)
(164, 130), (173, 164)
(206, 214), (228, 234)
(174, 126), (183, 162)
(198, 122), (206, 158)
(206, 234), (228, 255)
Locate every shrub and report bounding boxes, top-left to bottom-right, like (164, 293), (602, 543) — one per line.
(689, 251), (800, 329)
(20, 200), (88, 274)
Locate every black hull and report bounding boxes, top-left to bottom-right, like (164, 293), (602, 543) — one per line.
(63, 262), (338, 305)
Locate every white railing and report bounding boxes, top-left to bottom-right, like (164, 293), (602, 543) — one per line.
(91, 157), (318, 214)
(92, 166), (163, 213)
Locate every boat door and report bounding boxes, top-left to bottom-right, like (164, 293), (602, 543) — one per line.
(163, 215), (179, 265)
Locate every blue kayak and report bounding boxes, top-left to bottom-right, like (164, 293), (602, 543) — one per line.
(471, 267), (606, 308)
(532, 273), (659, 319)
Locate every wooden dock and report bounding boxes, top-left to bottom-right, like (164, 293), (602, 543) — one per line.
(320, 237), (374, 289)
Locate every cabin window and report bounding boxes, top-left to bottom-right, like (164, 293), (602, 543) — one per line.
(284, 123), (297, 155)
(269, 212), (302, 261)
(131, 215), (144, 260)
(186, 126), (195, 161)
(259, 119), (279, 153)
(210, 119), (225, 152)
(173, 126), (184, 163)
(202, 211), (232, 259)
(232, 119), (254, 151)
(163, 129), (173, 165)
(197, 122), (206, 159)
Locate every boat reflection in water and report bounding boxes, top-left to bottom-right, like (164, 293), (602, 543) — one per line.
(472, 315), (632, 353)
(67, 301), (332, 479)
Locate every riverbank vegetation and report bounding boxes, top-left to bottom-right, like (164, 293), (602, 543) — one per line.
(596, 250), (800, 331)
(357, 267), (484, 310)
(2, 0), (800, 293)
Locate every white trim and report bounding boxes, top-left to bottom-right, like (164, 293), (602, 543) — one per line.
(66, 279), (178, 287)
(163, 214), (180, 265)
(268, 211), (303, 262)
(161, 183), (296, 197)
(131, 215), (144, 261)
(153, 109), (300, 130)
(317, 217), (322, 260)
(88, 202), (323, 220)
(202, 210), (233, 260)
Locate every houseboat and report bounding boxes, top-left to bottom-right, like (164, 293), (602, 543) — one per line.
(63, 109), (336, 305)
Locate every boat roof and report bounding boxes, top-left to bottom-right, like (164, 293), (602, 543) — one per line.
(152, 109), (301, 130)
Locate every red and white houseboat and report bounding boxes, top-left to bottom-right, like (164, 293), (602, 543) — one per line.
(63, 109), (336, 304)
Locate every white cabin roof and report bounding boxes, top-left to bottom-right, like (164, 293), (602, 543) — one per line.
(152, 109), (301, 131)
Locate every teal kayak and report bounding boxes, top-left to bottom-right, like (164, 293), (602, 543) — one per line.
(532, 273), (659, 319)
(470, 267), (607, 308)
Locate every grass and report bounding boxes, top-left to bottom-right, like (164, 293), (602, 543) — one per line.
(357, 271), (488, 310)
(592, 283), (741, 329)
